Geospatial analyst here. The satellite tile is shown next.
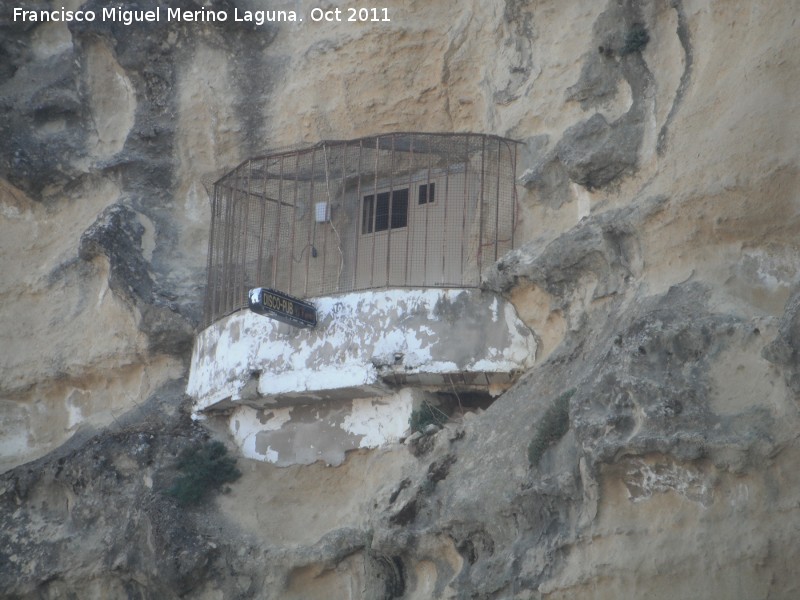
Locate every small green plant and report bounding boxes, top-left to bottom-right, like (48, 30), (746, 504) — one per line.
(409, 401), (447, 434)
(165, 440), (241, 506)
(621, 24), (650, 55)
(528, 389), (575, 467)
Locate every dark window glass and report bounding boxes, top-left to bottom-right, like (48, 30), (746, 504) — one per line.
(375, 191), (390, 232)
(391, 188), (408, 229)
(418, 182), (435, 204)
(362, 195), (374, 234)
(363, 188), (409, 234)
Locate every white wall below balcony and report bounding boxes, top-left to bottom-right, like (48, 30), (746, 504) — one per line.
(227, 389), (417, 467)
(187, 287), (536, 464)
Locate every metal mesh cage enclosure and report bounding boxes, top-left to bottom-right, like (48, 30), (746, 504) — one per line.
(204, 132), (520, 325)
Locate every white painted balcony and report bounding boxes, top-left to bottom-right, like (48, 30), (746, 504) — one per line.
(187, 288), (535, 466)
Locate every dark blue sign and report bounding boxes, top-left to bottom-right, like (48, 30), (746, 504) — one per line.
(248, 288), (317, 328)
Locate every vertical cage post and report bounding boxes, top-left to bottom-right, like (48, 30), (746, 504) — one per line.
(511, 142), (518, 250)
(458, 134), (469, 285)
(370, 137), (379, 289)
(204, 184), (218, 325)
(494, 138), (502, 261)
(384, 133), (396, 287)
(287, 152), (299, 295)
(221, 182), (235, 316)
(270, 156), (284, 288)
(204, 133), (520, 324)
(352, 140), (363, 290)
(477, 136), (486, 276)
(403, 133), (414, 285)
(239, 160), (253, 309)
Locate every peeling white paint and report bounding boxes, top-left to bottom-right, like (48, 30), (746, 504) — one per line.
(65, 390), (84, 430)
(341, 390), (415, 448)
(188, 288), (537, 466)
(258, 363), (377, 398)
(227, 392), (414, 466)
(264, 446), (279, 463)
(623, 459), (713, 507)
(229, 405), (294, 461)
(188, 288), (536, 412)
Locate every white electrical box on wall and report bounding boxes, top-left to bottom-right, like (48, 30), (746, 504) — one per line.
(315, 202), (330, 223)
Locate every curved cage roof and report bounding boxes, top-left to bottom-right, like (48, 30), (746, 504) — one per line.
(204, 132), (520, 325)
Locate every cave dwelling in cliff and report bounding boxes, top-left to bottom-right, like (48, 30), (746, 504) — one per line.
(186, 132), (537, 466)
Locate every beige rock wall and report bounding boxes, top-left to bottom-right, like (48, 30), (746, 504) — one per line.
(0, 178), (184, 472)
(1, 0), (799, 598)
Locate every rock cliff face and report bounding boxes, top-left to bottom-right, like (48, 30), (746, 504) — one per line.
(2, 0), (799, 598)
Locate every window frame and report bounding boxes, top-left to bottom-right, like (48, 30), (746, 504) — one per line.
(418, 182), (435, 205)
(362, 187), (409, 235)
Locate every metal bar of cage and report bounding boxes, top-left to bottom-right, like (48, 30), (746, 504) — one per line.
(221, 183), (235, 316)
(511, 141), (518, 250)
(320, 147), (329, 292)
(203, 185), (218, 323)
(478, 135), (486, 277)
(288, 151), (299, 295)
(305, 147), (315, 298)
(369, 137), (379, 289)
(352, 140), (363, 291)
(203, 133), (521, 326)
(458, 134), (468, 286)
(240, 160), (252, 311)
(422, 136), (432, 286)
(494, 138), (502, 262)
(256, 165), (267, 287)
(384, 134), (395, 289)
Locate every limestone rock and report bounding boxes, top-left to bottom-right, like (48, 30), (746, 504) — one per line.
(483, 196), (663, 328)
(0, 48), (87, 196)
(2, 0), (800, 597)
(762, 284), (800, 394)
(79, 203), (194, 356)
(556, 112), (641, 189)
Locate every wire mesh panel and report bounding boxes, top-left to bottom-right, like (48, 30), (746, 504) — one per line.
(204, 133), (520, 326)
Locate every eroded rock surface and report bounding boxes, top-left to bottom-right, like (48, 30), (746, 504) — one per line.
(2, 0), (800, 598)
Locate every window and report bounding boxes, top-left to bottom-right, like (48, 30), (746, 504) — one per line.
(418, 182), (435, 205)
(390, 188), (408, 229)
(362, 193), (374, 234)
(362, 188), (408, 234)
